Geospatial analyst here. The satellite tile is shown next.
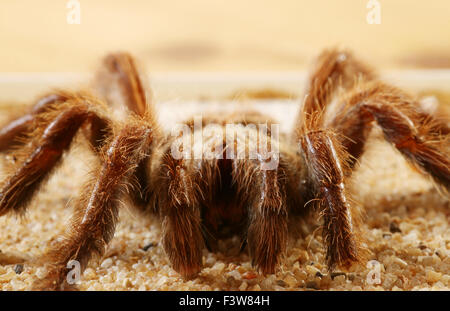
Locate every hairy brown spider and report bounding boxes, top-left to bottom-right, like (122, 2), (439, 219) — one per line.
(0, 49), (448, 290)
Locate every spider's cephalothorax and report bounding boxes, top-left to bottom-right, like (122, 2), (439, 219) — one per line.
(0, 50), (448, 290)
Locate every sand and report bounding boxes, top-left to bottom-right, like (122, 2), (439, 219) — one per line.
(0, 91), (448, 291)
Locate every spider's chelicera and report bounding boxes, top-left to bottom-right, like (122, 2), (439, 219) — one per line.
(170, 115), (280, 170)
(0, 49), (448, 290)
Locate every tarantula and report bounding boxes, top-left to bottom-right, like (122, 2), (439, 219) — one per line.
(0, 49), (448, 290)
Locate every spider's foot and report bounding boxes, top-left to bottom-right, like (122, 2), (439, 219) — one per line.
(176, 264), (202, 280)
(168, 253), (202, 279)
(32, 277), (79, 291)
(163, 236), (203, 279)
(31, 263), (80, 291)
(248, 237), (283, 276)
(325, 239), (361, 271)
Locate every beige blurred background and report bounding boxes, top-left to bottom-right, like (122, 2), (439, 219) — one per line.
(0, 0), (449, 73)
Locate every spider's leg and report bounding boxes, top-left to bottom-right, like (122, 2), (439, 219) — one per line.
(0, 112), (33, 152)
(330, 81), (450, 191)
(0, 52), (149, 153)
(94, 52), (150, 117)
(155, 155), (204, 278)
(0, 93), (69, 152)
(94, 52), (158, 207)
(296, 48), (375, 129)
(33, 118), (154, 290)
(233, 159), (288, 275)
(0, 93), (111, 216)
(298, 128), (363, 269)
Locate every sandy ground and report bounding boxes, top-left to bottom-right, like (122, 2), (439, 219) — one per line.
(0, 92), (448, 291)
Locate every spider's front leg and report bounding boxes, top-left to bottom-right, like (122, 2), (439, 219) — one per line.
(295, 67), (364, 269)
(34, 117), (154, 290)
(298, 129), (363, 269)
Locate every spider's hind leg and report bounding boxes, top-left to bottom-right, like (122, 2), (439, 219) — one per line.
(0, 93), (111, 217)
(297, 48), (376, 129)
(94, 52), (157, 208)
(0, 93), (69, 152)
(93, 52), (149, 116)
(0, 51), (150, 153)
(330, 82), (450, 191)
